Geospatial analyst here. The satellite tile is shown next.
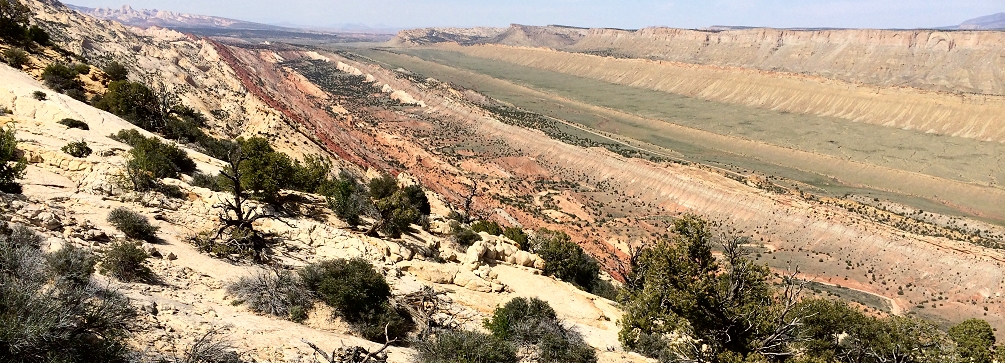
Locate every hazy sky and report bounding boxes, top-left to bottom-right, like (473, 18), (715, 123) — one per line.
(65, 0), (1002, 29)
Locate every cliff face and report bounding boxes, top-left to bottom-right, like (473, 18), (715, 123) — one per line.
(397, 25), (1005, 95)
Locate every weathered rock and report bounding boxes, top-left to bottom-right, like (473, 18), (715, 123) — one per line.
(398, 261), (457, 284)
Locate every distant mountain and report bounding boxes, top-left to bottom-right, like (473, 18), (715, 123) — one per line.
(958, 12), (1005, 30)
(66, 4), (294, 31)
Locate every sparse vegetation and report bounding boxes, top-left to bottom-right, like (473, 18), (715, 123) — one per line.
(0, 221), (135, 362)
(112, 129), (196, 192)
(102, 61), (129, 82)
(99, 240), (154, 283)
(0, 0), (30, 43)
(57, 118), (89, 130)
(45, 244), (97, 287)
(227, 269), (313, 322)
(502, 227), (528, 250)
(415, 330), (518, 363)
(484, 297), (596, 363)
(300, 258), (412, 342)
(0, 125), (26, 193)
(61, 140), (92, 158)
(451, 222), (482, 247)
(471, 220), (503, 235)
(107, 207), (159, 242)
(95, 81), (164, 130)
(41, 63), (86, 100)
(324, 172), (368, 227)
(530, 228), (599, 291)
(2, 46), (26, 68)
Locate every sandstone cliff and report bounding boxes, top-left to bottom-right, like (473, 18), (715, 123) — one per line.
(396, 24), (1005, 95)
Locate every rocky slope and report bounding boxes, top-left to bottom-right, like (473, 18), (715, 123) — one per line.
(396, 24), (1005, 96)
(67, 4), (290, 31)
(0, 46), (641, 363)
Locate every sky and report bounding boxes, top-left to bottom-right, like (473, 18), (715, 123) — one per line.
(64, 0), (1003, 30)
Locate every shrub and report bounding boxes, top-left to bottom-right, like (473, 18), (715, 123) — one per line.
(102, 61), (128, 82)
(949, 319), (995, 363)
(471, 220), (503, 236)
(0, 125), (26, 193)
(0, 221), (135, 362)
(416, 330), (518, 363)
(2, 46), (27, 68)
(25, 25), (48, 46)
(57, 118), (89, 130)
(450, 221), (481, 247)
(484, 297), (596, 363)
(323, 173), (368, 227)
(107, 207), (159, 242)
(531, 229), (599, 291)
(180, 328), (243, 363)
(299, 258), (411, 342)
(485, 297), (559, 343)
(290, 153), (333, 194)
(61, 140), (92, 158)
(373, 189), (424, 237)
(45, 244), (96, 287)
(71, 63), (90, 75)
(502, 227), (528, 250)
(99, 240), (154, 283)
(227, 269), (313, 322)
(300, 258), (390, 321)
(368, 172), (398, 200)
(120, 130), (197, 179)
(191, 171), (224, 192)
(233, 136), (294, 205)
(94, 81), (164, 131)
(0, 0), (30, 42)
(41, 63), (85, 99)
(31, 90), (45, 100)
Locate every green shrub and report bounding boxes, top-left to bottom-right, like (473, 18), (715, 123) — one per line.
(373, 188), (425, 237)
(41, 63), (85, 99)
(25, 25), (48, 46)
(99, 240), (154, 283)
(0, 125), (26, 193)
(94, 81), (164, 131)
(71, 63), (90, 75)
(57, 118), (89, 130)
(191, 171), (224, 192)
(61, 140), (92, 158)
(107, 207), (159, 242)
(109, 128), (146, 146)
(323, 173), (368, 227)
(484, 297), (596, 363)
(368, 172), (398, 200)
(233, 136), (295, 205)
(471, 220), (503, 236)
(485, 297), (559, 343)
(291, 153), (333, 194)
(502, 227), (528, 250)
(416, 330), (518, 363)
(45, 244), (96, 287)
(949, 319), (995, 363)
(2, 47), (27, 68)
(299, 258), (411, 342)
(531, 229), (599, 291)
(116, 130), (196, 179)
(31, 90), (45, 100)
(450, 221), (481, 247)
(102, 61), (128, 82)
(0, 0), (30, 42)
(227, 270), (313, 322)
(0, 221), (135, 362)
(300, 258), (390, 321)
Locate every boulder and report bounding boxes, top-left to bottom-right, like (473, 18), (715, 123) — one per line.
(398, 261), (457, 284)
(453, 270), (493, 292)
